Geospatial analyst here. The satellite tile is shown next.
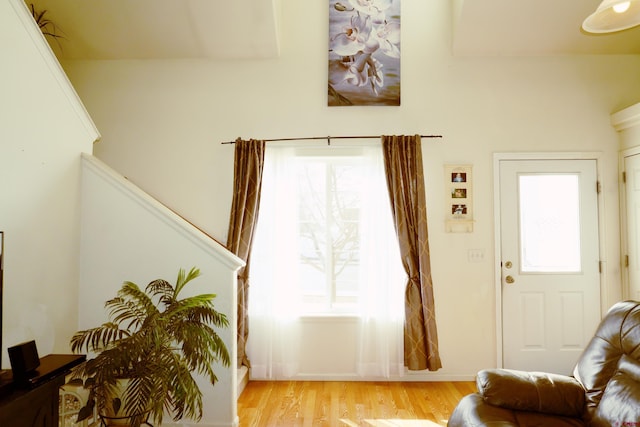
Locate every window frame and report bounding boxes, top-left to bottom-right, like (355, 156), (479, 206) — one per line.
(293, 147), (366, 314)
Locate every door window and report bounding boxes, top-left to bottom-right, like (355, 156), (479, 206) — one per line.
(518, 174), (581, 273)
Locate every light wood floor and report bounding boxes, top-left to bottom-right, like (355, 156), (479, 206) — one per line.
(237, 381), (476, 427)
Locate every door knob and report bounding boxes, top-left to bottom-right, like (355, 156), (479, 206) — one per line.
(505, 275), (515, 284)
(505, 261), (513, 269)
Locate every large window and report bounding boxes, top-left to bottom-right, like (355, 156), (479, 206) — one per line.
(250, 144), (403, 316)
(248, 143), (405, 378)
(297, 154), (364, 312)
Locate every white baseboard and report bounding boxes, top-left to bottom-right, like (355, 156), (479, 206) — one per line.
(249, 371), (477, 382)
(237, 366), (249, 396)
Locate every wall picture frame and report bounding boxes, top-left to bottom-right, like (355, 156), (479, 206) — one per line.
(445, 165), (474, 232)
(328, 0), (401, 106)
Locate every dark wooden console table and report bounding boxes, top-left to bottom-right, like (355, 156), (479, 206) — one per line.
(0, 354), (85, 427)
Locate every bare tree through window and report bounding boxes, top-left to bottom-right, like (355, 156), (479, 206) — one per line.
(296, 158), (363, 312)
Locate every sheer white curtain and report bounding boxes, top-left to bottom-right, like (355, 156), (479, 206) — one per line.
(247, 146), (302, 379)
(356, 146), (405, 378)
(247, 144), (405, 380)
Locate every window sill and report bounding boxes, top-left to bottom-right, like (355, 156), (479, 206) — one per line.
(299, 313), (359, 323)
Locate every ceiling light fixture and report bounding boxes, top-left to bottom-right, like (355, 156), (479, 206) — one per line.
(582, 0), (640, 33)
(614, 1), (632, 13)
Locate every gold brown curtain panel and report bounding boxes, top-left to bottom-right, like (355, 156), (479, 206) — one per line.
(226, 138), (265, 369)
(382, 135), (442, 371)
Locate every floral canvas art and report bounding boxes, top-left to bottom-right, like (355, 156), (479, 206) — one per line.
(328, 0), (401, 106)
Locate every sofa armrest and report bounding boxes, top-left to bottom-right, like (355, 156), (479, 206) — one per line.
(476, 369), (585, 418)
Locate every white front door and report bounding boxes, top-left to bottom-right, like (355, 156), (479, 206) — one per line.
(499, 158), (601, 375)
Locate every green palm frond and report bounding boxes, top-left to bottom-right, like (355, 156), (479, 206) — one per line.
(145, 278), (175, 306)
(173, 266), (201, 296)
(70, 322), (131, 354)
(177, 322), (230, 374)
(109, 282), (159, 323)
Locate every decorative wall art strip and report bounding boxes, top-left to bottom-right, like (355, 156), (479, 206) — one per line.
(444, 164), (474, 233)
(328, 0), (401, 106)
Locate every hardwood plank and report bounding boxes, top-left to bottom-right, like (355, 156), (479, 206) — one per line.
(238, 381), (475, 427)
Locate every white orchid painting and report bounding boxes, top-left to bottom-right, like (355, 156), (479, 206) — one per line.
(328, 0), (401, 106)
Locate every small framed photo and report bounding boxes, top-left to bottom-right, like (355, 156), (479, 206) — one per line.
(451, 172), (466, 183)
(452, 188), (467, 199)
(452, 204), (467, 215)
(444, 165), (473, 232)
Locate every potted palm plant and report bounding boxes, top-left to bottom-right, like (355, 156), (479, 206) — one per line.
(69, 267), (230, 427)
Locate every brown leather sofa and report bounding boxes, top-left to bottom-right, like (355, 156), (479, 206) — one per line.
(448, 300), (640, 427)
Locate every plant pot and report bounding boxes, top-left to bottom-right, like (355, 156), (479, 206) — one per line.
(99, 379), (152, 427)
(98, 411), (152, 427)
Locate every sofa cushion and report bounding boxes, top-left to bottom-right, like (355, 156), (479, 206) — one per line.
(590, 354), (640, 427)
(448, 394), (521, 427)
(447, 393), (586, 427)
(476, 369), (585, 418)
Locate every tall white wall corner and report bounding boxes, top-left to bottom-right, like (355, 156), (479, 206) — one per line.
(1, 0), (99, 363)
(6, 0), (100, 145)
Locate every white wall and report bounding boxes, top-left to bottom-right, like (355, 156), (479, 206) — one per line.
(61, 0), (640, 379)
(79, 154), (244, 426)
(0, 0), (98, 367)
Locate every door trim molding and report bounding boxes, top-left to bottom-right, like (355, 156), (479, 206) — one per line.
(619, 146), (640, 300)
(492, 152), (606, 369)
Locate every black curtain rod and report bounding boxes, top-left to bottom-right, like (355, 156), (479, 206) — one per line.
(221, 134), (443, 145)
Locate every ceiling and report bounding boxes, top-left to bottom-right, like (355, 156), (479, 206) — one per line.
(453, 0), (640, 56)
(29, 0), (281, 60)
(28, 0), (640, 60)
